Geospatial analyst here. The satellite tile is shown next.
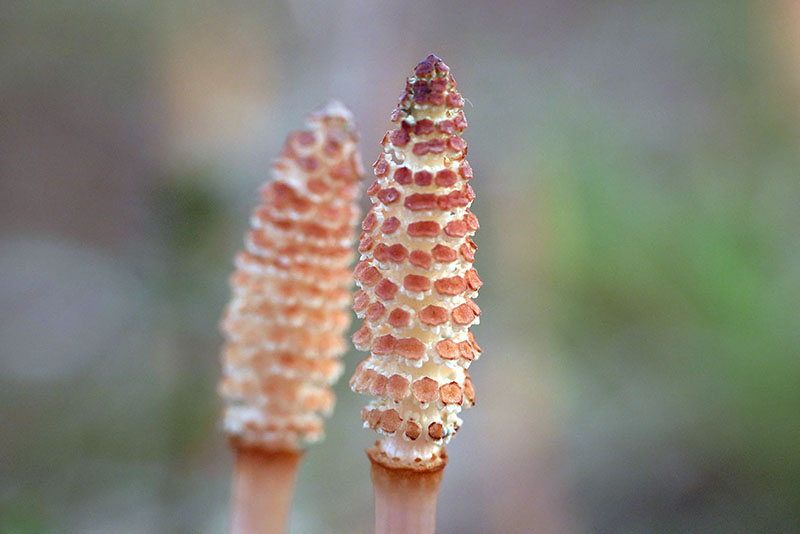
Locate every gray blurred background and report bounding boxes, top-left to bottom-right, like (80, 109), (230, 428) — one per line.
(2, 0), (799, 532)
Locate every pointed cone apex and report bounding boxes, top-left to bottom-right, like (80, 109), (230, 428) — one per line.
(414, 54), (450, 77)
(308, 99), (356, 127)
(391, 54), (463, 125)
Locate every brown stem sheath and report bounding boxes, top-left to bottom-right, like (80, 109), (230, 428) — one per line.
(368, 447), (447, 534)
(230, 447), (302, 534)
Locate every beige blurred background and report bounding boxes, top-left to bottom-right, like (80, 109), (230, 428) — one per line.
(2, 1), (799, 532)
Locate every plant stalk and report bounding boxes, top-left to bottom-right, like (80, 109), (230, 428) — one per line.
(230, 447), (302, 534)
(368, 447), (446, 534)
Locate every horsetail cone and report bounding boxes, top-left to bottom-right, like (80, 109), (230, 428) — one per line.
(350, 55), (482, 470)
(220, 101), (363, 452)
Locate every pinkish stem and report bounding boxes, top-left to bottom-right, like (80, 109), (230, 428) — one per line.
(369, 449), (445, 534)
(230, 448), (302, 534)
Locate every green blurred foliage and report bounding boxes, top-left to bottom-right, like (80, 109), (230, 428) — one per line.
(537, 17), (800, 525)
(0, 501), (51, 534)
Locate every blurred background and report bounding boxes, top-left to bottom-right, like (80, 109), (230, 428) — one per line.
(2, 0), (799, 532)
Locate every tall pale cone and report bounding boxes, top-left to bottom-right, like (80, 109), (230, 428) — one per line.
(220, 101), (363, 452)
(218, 101), (363, 534)
(350, 54), (482, 473)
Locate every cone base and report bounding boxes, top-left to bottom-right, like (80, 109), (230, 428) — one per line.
(368, 445), (447, 534)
